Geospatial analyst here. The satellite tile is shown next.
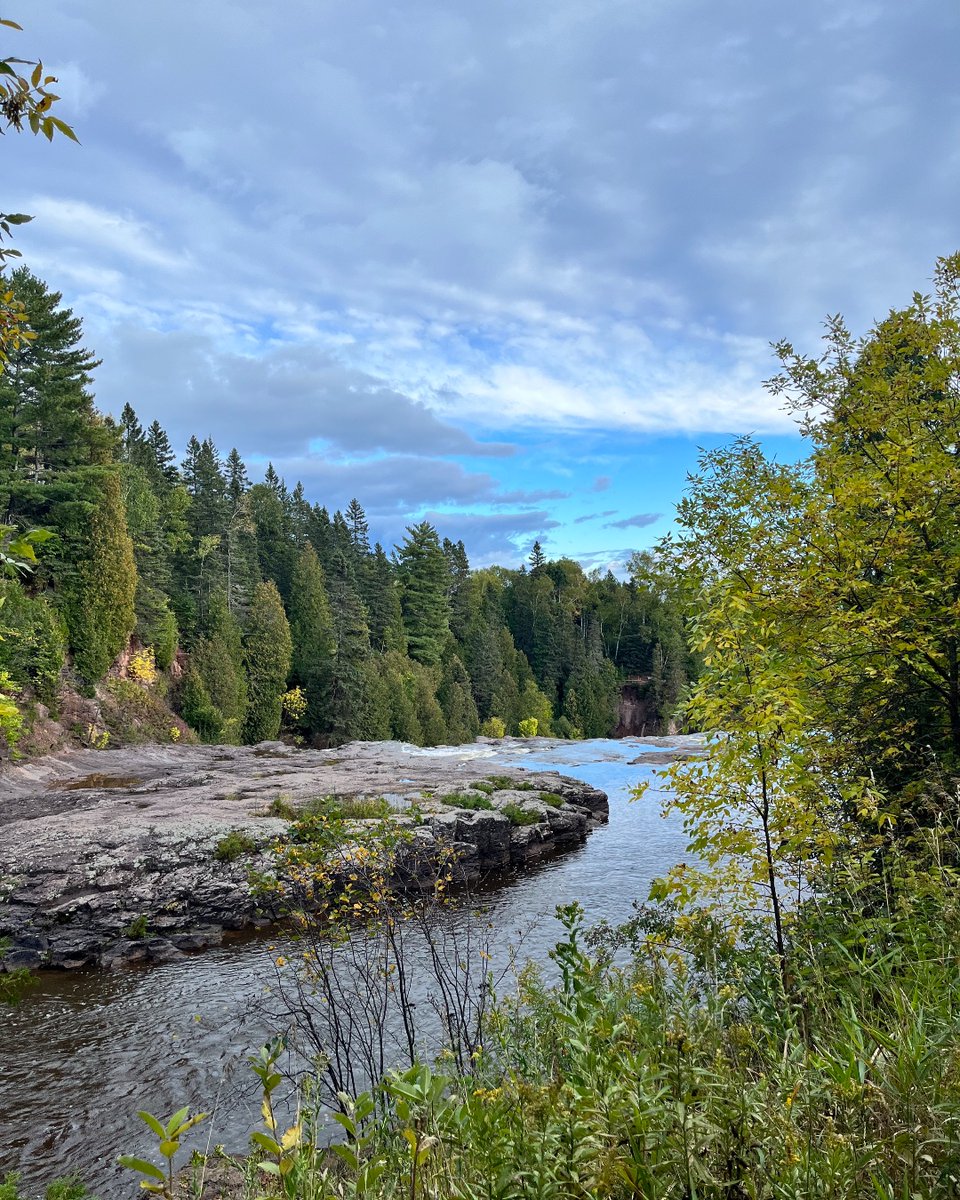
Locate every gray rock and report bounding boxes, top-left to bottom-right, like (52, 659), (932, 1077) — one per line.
(0, 739), (608, 970)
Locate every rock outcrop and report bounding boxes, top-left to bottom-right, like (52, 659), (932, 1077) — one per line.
(0, 740), (608, 970)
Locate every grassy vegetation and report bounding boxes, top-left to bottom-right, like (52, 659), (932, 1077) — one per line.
(501, 802), (541, 826)
(265, 795), (297, 820)
(213, 830), (256, 862)
(484, 775), (536, 791)
(129, 824), (960, 1200)
(0, 1176), (95, 1200)
(438, 792), (494, 811)
(539, 791), (564, 807)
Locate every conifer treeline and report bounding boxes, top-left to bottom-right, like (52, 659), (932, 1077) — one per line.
(0, 269), (693, 748)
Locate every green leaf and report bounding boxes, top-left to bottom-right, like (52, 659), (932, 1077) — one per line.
(136, 1111), (166, 1139)
(166, 1106), (190, 1136)
(117, 1156), (165, 1182)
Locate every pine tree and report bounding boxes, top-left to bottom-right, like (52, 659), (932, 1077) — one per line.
(345, 497), (370, 556)
(189, 589), (248, 741)
(146, 420), (179, 487)
(289, 544), (334, 735)
(322, 549), (371, 743)
(249, 479), (295, 600)
(242, 580), (292, 742)
(363, 543), (407, 653)
(0, 268), (105, 514)
(397, 522), (451, 667)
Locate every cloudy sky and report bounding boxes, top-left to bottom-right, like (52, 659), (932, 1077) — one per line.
(4, 1), (958, 568)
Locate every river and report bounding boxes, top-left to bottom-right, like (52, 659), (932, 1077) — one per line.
(0, 735), (697, 1196)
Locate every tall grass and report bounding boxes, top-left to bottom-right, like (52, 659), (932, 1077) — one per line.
(148, 819), (960, 1199)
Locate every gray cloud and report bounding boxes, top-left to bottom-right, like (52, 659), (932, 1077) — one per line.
(603, 513), (662, 530)
(591, 475), (612, 492)
(418, 510), (562, 567)
(3, 0), (958, 562)
(263, 454), (501, 516)
(490, 487), (570, 506)
(95, 327), (513, 461)
(573, 509), (617, 524)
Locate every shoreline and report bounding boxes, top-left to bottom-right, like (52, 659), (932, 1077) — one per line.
(0, 737), (610, 970)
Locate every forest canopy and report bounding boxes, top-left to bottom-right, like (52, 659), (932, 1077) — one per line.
(0, 268), (693, 753)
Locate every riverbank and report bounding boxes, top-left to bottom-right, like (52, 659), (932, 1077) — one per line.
(0, 738), (610, 970)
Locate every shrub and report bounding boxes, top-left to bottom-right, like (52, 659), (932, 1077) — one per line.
(266, 795), (297, 820)
(304, 795), (393, 821)
(124, 914), (149, 939)
(0, 583), (67, 706)
(439, 792), (494, 811)
(518, 717), (538, 738)
(127, 646), (157, 685)
(214, 831), (256, 862)
(540, 792), (564, 807)
(501, 802), (540, 826)
(480, 715), (506, 738)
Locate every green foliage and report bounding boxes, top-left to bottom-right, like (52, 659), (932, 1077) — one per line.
(517, 716), (538, 738)
(62, 471), (137, 683)
(397, 522), (451, 668)
(179, 666), (224, 743)
(119, 1106), (208, 1198)
(123, 914), (149, 939)
(214, 830), (256, 862)
(0, 1176), (95, 1200)
(242, 581), (292, 743)
(501, 802), (540, 826)
(288, 544), (333, 735)
(479, 715), (505, 738)
(438, 791), (494, 811)
(134, 581), (178, 671)
(540, 791), (564, 807)
(0, 580), (65, 705)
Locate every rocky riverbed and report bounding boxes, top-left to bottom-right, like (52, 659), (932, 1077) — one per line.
(0, 739), (608, 970)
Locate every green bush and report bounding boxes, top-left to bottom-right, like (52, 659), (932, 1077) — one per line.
(539, 792), (564, 807)
(439, 792), (494, 811)
(479, 716), (506, 738)
(214, 830), (256, 862)
(0, 1175), (96, 1200)
(501, 802), (540, 826)
(0, 582), (67, 706)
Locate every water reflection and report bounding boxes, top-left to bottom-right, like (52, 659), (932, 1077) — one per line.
(0, 737), (695, 1195)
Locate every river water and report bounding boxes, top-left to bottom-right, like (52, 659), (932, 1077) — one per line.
(0, 736), (696, 1195)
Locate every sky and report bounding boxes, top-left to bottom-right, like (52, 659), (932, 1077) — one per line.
(3, 0), (959, 570)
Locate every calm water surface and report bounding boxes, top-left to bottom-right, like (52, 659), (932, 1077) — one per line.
(0, 736), (695, 1195)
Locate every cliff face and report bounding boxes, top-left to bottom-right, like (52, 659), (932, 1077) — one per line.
(614, 682), (654, 737)
(0, 740), (608, 970)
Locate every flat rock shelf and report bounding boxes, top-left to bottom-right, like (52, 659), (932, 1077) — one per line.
(0, 739), (608, 970)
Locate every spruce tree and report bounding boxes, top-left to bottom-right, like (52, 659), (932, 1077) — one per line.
(0, 268), (105, 514)
(323, 549), (371, 743)
(397, 521), (451, 667)
(242, 580), (292, 742)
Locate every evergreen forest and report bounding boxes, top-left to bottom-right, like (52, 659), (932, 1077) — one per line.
(0, 268), (693, 756)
